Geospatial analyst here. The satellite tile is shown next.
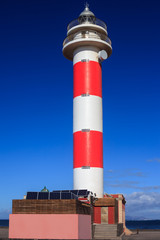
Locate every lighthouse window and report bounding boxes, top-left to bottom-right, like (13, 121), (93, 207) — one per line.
(81, 93), (90, 97)
(81, 166), (90, 169)
(81, 59), (89, 62)
(82, 129), (90, 132)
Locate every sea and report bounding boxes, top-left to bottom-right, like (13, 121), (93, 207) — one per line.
(0, 220), (9, 227)
(126, 220), (160, 230)
(0, 219), (160, 229)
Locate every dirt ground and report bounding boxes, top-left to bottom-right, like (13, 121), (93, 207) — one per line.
(1, 227), (160, 240)
(123, 230), (160, 240)
(0, 227), (8, 239)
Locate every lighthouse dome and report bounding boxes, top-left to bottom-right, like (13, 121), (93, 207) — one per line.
(79, 4), (95, 17)
(78, 4), (96, 24)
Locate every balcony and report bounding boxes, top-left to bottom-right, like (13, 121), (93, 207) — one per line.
(63, 30), (111, 47)
(67, 18), (107, 32)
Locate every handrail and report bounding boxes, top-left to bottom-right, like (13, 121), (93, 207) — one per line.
(63, 30), (111, 47)
(67, 17), (107, 31)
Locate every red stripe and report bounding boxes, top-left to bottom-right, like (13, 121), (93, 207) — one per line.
(73, 61), (102, 98)
(108, 207), (115, 224)
(93, 207), (101, 224)
(73, 131), (103, 168)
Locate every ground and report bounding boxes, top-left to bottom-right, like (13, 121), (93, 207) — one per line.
(1, 227), (160, 240)
(0, 227), (8, 239)
(123, 230), (160, 240)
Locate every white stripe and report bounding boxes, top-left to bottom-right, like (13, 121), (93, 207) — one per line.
(73, 95), (102, 133)
(73, 46), (99, 65)
(73, 167), (103, 198)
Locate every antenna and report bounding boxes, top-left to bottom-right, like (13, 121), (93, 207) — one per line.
(85, 1), (89, 9)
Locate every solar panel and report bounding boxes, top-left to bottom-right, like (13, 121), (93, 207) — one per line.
(61, 190), (70, 193)
(70, 190), (78, 195)
(50, 192), (60, 199)
(71, 193), (78, 200)
(61, 192), (72, 199)
(78, 189), (88, 196)
(26, 192), (38, 199)
(26, 189), (89, 200)
(38, 192), (49, 200)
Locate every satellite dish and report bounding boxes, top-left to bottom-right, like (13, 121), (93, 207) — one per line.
(98, 50), (108, 61)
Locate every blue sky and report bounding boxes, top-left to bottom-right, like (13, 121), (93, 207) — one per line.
(0, 0), (160, 219)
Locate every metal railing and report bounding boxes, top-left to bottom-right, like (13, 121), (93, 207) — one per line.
(67, 17), (107, 31)
(63, 30), (111, 47)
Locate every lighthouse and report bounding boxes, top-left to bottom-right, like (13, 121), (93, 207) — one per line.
(9, 6), (127, 239)
(63, 4), (112, 198)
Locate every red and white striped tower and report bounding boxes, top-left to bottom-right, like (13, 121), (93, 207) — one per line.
(63, 4), (112, 198)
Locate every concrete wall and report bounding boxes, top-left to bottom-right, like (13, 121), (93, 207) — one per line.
(9, 214), (91, 239)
